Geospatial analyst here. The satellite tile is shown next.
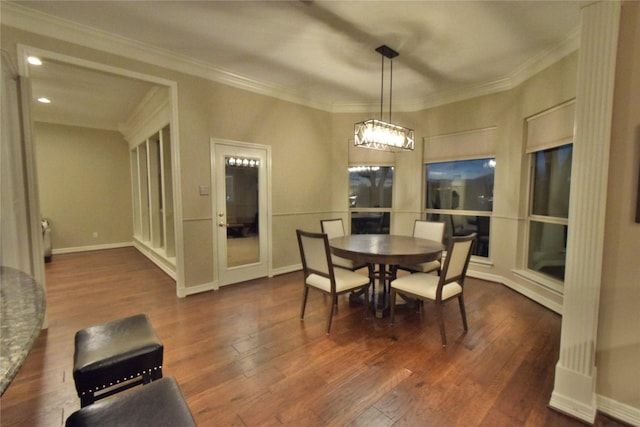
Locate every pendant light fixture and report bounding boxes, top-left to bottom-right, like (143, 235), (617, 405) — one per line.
(354, 45), (414, 151)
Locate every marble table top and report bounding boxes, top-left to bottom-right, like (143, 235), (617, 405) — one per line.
(0, 266), (46, 396)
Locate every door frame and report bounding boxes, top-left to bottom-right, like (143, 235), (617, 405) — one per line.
(211, 138), (272, 287)
(16, 45), (186, 296)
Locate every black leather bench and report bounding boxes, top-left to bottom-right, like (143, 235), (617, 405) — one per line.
(73, 314), (163, 407)
(65, 376), (196, 427)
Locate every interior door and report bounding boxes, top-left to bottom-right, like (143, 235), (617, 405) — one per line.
(213, 140), (269, 286)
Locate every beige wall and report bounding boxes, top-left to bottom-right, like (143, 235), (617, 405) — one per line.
(598, 0), (640, 410)
(175, 74), (334, 279)
(35, 122), (133, 250)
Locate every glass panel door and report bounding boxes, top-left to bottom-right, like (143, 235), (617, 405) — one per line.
(214, 141), (269, 286)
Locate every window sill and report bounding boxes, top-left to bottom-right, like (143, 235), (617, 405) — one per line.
(512, 269), (563, 295)
(470, 256), (493, 267)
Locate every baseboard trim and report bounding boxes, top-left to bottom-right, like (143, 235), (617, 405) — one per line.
(132, 241), (176, 280)
(549, 390), (597, 424)
(466, 269), (563, 314)
(597, 394), (640, 426)
(271, 264), (302, 277)
(52, 242), (133, 254)
(179, 281), (217, 297)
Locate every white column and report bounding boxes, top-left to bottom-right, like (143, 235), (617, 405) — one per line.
(549, 1), (621, 423)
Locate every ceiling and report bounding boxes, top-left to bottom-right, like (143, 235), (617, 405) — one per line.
(3, 1), (586, 131)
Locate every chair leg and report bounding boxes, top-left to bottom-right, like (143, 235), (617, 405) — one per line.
(326, 297), (336, 334)
(458, 294), (468, 331)
(389, 288), (396, 323)
(367, 264), (375, 295)
(363, 285), (370, 319)
(435, 302), (447, 347)
(300, 286), (309, 319)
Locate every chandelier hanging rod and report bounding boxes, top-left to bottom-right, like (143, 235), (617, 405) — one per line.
(353, 44), (414, 152)
(376, 45), (398, 123)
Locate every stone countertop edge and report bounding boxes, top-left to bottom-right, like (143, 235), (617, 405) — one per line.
(0, 266), (46, 396)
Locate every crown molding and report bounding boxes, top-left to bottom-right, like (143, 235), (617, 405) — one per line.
(510, 28), (581, 88)
(334, 30), (579, 113)
(1, 2), (333, 111)
(1, 2), (579, 114)
(397, 30), (580, 112)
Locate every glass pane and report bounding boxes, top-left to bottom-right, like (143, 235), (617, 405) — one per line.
(349, 166), (393, 208)
(528, 221), (567, 281)
(427, 213), (490, 257)
(425, 159), (495, 211)
(225, 157), (260, 267)
(531, 144), (572, 218)
(351, 212), (390, 235)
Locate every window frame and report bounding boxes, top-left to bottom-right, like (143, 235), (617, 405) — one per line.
(524, 143), (573, 290)
(423, 156), (495, 258)
(348, 164), (394, 235)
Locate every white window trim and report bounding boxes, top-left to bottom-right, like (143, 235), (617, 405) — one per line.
(523, 143), (572, 288)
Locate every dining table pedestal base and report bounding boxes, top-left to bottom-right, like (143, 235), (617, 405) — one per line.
(347, 263), (402, 318)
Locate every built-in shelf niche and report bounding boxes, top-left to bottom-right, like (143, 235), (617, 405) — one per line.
(131, 124), (175, 270)
(122, 85), (175, 277)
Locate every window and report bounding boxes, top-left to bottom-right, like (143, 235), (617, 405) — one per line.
(349, 166), (393, 234)
(424, 158), (495, 256)
(527, 144), (572, 282)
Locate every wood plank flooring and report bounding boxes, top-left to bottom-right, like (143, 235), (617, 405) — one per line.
(0, 247), (629, 426)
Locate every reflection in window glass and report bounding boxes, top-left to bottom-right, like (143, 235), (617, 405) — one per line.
(426, 159), (495, 211)
(527, 143), (572, 283)
(426, 214), (491, 257)
(425, 158), (495, 257)
(351, 212), (390, 235)
(349, 166), (393, 208)
(528, 221), (568, 281)
(531, 144), (572, 217)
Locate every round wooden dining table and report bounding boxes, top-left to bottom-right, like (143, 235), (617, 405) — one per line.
(329, 234), (445, 318)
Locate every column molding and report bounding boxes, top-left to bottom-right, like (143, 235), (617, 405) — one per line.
(549, 1), (621, 423)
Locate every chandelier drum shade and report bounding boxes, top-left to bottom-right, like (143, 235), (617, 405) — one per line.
(354, 45), (414, 151)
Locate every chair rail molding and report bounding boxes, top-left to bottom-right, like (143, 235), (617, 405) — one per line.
(549, 1), (621, 423)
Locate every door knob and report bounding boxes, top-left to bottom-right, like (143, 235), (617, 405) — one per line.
(218, 222), (225, 227)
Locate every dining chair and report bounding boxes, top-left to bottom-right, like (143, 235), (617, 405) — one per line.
(398, 220), (446, 275)
(320, 219), (369, 273)
(390, 233), (476, 347)
(296, 229), (371, 334)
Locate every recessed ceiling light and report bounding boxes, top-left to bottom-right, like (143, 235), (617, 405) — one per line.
(37, 97), (51, 104)
(27, 56), (43, 66)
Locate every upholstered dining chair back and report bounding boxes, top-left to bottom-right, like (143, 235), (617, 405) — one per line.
(320, 218), (369, 274)
(296, 229), (371, 334)
(398, 220), (446, 275)
(320, 218), (346, 239)
(413, 220), (445, 243)
(441, 234), (475, 284)
(297, 229), (332, 278)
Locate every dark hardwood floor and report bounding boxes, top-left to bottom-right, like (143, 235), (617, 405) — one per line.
(0, 247), (629, 426)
